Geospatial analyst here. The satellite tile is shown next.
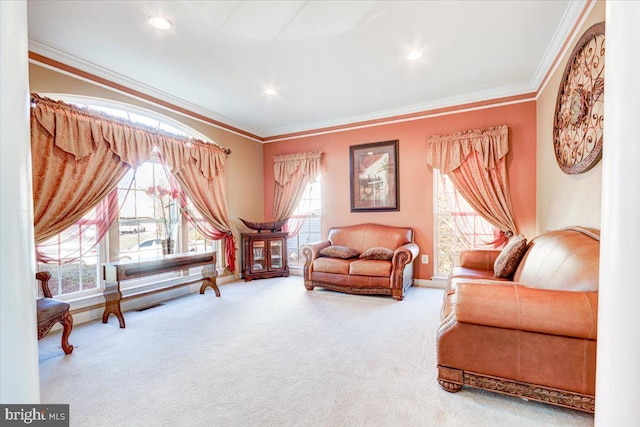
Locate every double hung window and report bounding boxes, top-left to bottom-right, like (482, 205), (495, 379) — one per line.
(36, 208), (100, 297)
(433, 170), (497, 278)
(287, 177), (322, 267)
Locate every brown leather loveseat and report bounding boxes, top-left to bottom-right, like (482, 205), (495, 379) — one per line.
(302, 223), (419, 300)
(437, 226), (599, 413)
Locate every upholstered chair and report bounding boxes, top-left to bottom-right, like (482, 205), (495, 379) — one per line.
(36, 271), (74, 354)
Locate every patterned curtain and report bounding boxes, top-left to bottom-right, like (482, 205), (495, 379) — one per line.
(436, 171), (501, 248)
(272, 152), (323, 237)
(427, 125), (517, 246)
(30, 94), (237, 271)
(157, 143), (237, 272)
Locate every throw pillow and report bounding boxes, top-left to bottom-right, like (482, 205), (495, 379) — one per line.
(320, 245), (360, 259)
(359, 247), (394, 261)
(493, 234), (528, 278)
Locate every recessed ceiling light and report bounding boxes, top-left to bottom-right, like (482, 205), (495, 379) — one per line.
(407, 51), (423, 61)
(264, 88), (278, 96)
(148, 16), (173, 31)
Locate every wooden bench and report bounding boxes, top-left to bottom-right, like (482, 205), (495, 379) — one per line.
(102, 251), (219, 328)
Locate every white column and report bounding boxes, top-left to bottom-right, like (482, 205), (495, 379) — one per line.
(0, 0), (40, 403)
(595, 1), (640, 424)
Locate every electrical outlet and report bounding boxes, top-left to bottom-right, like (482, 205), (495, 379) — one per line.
(421, 254), (429, 264)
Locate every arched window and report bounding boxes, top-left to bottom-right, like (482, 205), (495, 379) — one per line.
(36, 95), (223, 298)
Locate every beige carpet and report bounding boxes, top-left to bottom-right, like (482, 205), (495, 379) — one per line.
(38, 277), (594, 427)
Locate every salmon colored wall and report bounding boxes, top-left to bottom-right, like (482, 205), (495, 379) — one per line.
(263, 101), (537, 280)
(29, 64), (537, 280)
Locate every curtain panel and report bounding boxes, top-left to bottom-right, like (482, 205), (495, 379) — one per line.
(272, 151), (323, 238)
(158, 148), (237, 272)
(427, 125), (518, 244)
(436, 172), (500, 248)
(31, 94), (237, 271)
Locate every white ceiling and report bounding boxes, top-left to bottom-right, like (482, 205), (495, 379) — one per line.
(27, 1), (585, 139)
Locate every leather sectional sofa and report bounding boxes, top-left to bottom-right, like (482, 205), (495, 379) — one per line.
(301, 223), (419, 300)
(437, 226), (599, 413)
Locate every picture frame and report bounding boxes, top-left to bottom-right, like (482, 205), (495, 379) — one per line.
(349, 140), (399, 212)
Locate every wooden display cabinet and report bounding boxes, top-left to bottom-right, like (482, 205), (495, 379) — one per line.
(241, 232), (289, 281)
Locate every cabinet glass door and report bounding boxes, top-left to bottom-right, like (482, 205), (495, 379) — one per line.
(270, 239), (283, 269)
(251, 240), (266, 272)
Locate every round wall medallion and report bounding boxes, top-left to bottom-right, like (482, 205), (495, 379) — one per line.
(553, 22), (605, 174)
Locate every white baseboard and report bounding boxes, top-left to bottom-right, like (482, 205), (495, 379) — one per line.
(413, 278), (446, 289)
(54, 274), (240, 330)
(56, 275), (439, 332)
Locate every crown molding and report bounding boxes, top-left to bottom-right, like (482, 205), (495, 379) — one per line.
(531, 0), (592, 93)
(261, 82), (534, 138)
(30, 39), (536, 142)
(29, 0), (591, 144)
(28, 40), (263, 140)
(263, 93), (535, 143)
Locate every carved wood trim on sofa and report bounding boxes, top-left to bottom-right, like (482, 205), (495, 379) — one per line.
(307, 280), (414, 300)
(437, 366), (595, 413)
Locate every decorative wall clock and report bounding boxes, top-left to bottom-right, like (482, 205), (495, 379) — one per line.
(553, 22), (605, 174)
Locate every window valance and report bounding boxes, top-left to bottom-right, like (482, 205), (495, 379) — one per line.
(31, 94), (230, 176)
(273, 151), (323, 186)
(426, 125), (509, 174)
(31, 94), (237, 272)
(272, 151), (324, 235)
(426, 124), (517, 246)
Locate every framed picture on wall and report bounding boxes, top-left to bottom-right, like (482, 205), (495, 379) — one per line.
(349, 140), (399, 212)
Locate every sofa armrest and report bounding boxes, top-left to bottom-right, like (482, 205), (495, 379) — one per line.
(393, 242), (419, 265)
(301, 241), (331, 282)
(389, 242), (419, 293)
(458, 249), (502, 270)
(301, 241), (331, 263)
(454, 282), (598, 340)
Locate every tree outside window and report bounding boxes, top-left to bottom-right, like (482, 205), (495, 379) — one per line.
(287, 177), (322, 267)
(434, 170), (497, 277)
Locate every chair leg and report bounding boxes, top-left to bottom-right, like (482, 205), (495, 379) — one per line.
(60, 311), (74, 354)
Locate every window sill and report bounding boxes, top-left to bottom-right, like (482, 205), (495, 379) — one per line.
(63, 268), (227, 310)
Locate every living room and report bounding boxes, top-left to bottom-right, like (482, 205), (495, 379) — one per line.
(2, 0), (639, 425)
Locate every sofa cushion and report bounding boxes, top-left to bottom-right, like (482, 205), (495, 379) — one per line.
(313, 258), (351, 274)
(450, 266), (498, 281)
(459, 249), (502, 270)
(513, 227), (600, 291)
(320, 245), (360, 259)
(327, 223), (413, 254)
(493, 234), (528, 278)
(311, 271), (390, 288)
(446, 277), (513, 296)
(359, 247), (394, 261)
(349, 259), (392, 277)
